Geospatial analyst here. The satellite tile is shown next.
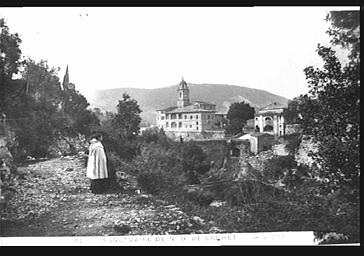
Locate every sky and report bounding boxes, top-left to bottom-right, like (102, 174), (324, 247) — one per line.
(0, 6), (359, 100)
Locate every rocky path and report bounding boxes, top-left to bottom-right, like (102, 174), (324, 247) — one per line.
(0, 157), (220, 237)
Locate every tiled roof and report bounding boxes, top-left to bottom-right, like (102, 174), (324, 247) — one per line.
(178, 78), (188, 90)
(157, 104), (215, 113)
(168, 104), (215, 113)
(259, 102), (287, 111)
(157, 100), (217, 113)
(255, 110), (284, 117)
(193, 100), (216, 106)
(156, 106), (178, 112)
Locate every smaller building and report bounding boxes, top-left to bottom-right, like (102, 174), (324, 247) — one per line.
(237, 133), (251, 141)
(249, 132), (275, 155)
(254, 102), (287, 136)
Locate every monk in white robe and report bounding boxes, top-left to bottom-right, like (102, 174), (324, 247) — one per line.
(86, 134), (109, 194)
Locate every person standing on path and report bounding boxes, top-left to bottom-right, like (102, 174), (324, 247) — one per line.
(86, 133), (109, 194)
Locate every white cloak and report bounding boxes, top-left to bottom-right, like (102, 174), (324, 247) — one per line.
(86, 139), (108, 180)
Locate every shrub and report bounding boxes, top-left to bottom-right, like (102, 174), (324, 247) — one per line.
(282, 132), (302, 154)
(182, 187), (215, 207)
(139, 127), (172, 147)
(180, 141), (210, 181)
(262, 155), (297, 183)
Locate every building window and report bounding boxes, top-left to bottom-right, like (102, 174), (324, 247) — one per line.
(166, 122), (169, 127)
(207, 115), (210, 119)
(178, 113), (182, 119)
(161, 116), (165, 120)
(264, 125), (273, 132)
(171, 122), (177, 128)
(190, 125), (192, 128)
(196, 121), (199, 125)
(190, 115), (193, 119)
(179, 122), (182, 128)
(196, 126), (199, 130)
(196, 115), (198, 119)
(264, 116), (273, 126)
(184, 115), (187, 119)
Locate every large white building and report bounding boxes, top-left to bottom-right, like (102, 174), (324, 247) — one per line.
(156, 78), (226, 139)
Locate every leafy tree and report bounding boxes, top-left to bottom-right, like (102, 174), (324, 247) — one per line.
(62, 85), (89, 115)
(111, 93), (142, 141)
(62, 86), (100, 136)
(21, 58), (63, 106)
(139, 126), (172, 148)
(72, 109), (100, 137)
(295, 12), (360, 242)
(225, 101), (255, 135)
(16, 99), (59, 157)
(283, 96), (303, 124)
(0, 18), (22, 83)
(97, 93), (142, 160)
(300, 11), (360, 201)
(326, 11), (360, 62)
(225, 118), (245, 135)
(0, 18), (23, 113)
(180, 141), (209, 175)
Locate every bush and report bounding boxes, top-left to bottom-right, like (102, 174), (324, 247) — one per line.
(139, 127), (172, 147)
(180, 141), (210, 179)
(137, 172), (168, 195)
(282, 132), (302, 153)
(182, 187), (215, 207)
(131, 141), (211, 195)
(262, 155), (297, 183)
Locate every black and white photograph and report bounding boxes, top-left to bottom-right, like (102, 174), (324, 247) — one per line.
(0, 6), (360, 246)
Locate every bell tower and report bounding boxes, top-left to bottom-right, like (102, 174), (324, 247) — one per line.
(177, 77), (190, 108)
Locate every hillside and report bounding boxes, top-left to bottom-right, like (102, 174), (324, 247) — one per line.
(87, 83), (289, 125)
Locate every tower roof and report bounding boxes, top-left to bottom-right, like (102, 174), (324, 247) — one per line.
(178, 77), (188, 90)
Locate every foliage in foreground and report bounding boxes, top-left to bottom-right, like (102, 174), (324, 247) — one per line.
(124, 127), (359, 243)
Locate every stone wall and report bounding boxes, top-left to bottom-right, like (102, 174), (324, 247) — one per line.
(165, 130), (225, 141)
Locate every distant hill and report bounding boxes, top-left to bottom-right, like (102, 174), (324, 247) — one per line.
(87, 83), (289, 126)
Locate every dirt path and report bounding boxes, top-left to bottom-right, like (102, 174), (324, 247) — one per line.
(0, 157), (220, 237)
